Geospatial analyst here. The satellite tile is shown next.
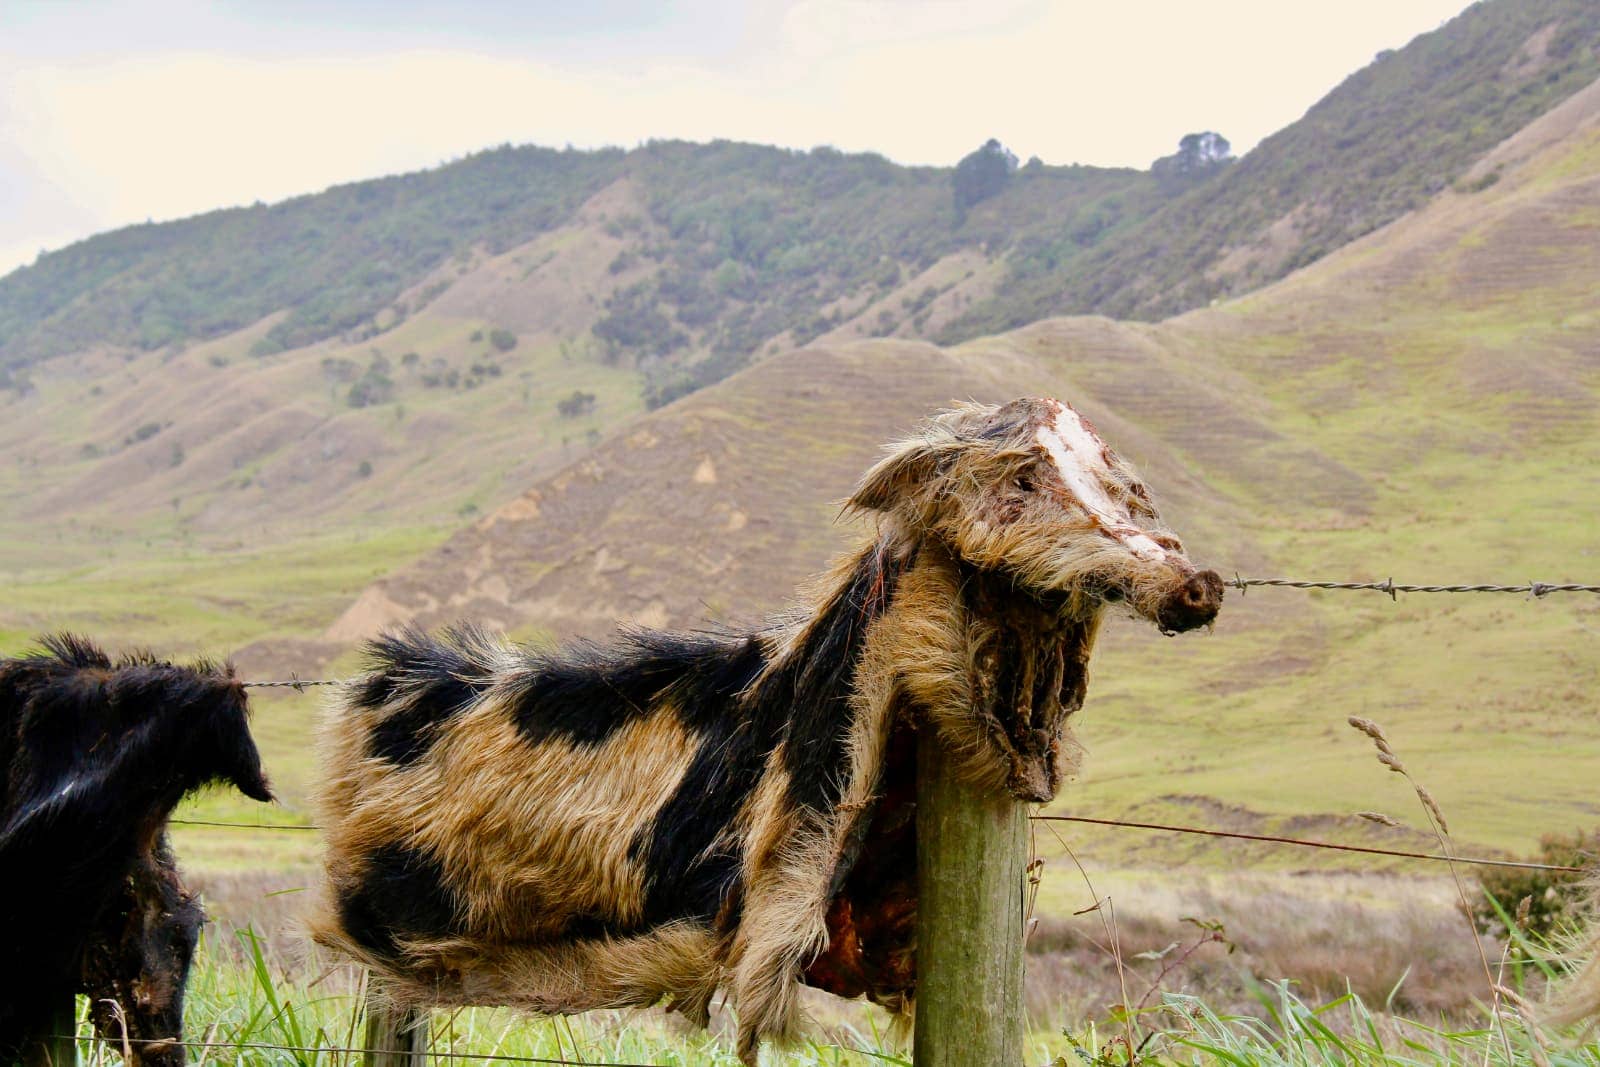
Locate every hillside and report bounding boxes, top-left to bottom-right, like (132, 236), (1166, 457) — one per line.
(298, 73), (1600, 865)
(940, 0), (1600, 336)
(4, 0), (1599, 404)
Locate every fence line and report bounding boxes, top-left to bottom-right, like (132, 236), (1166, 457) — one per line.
(1030, 814), (1585, 873)
(169, 814), (1585, 874)
(232, 573), (1594, 694)
(1227, 576), (1600, 598)
(56, 1034), (666, 1066)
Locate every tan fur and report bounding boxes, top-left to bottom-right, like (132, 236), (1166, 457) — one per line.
(361, 922), (723, 1019)
(315, 701), (698, 948)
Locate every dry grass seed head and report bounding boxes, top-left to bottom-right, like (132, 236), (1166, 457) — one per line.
(1346, 716), (1395, 756)
(1355, 811), (1402, 829)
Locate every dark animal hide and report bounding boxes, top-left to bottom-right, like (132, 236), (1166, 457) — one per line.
(0, 634), (273, 1067)
(312, 397), (1223, 1064)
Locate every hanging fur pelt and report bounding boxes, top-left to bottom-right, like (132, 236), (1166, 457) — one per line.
(0, 634), (274, 1067)
(310, 397), (1223, 1064)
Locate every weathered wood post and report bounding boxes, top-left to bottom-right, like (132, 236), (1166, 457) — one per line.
(914, 729), (1028, 1066)
(363, 981), (430, 1067)
(22, 996), (77, 1067)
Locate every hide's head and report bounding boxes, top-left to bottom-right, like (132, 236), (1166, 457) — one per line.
(14, 635), (275, 805)
(850, 397), (1222, 634)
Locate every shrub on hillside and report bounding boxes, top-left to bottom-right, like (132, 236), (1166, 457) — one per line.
(488, 328), (517, 352)
(347, 368), (394, 407)
(556, 390), (597, 418)
(1474, 827), (1597, 940)
(952, 138), (1018, 216)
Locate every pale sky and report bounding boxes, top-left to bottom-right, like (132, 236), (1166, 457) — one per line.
(0, 0), (1475, 278)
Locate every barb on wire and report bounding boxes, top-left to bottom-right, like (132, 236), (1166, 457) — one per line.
(241, 674), (345, 691)
(1228, 575), (1600, 598)
(1031, 814), (1585, 873)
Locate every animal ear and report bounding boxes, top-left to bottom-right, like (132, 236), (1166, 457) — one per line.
(848, 442), (956, 513)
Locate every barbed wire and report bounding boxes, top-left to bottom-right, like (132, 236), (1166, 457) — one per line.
(168, 813), (1583, 874)
(241, 675), (345, 691)
(1229, 576), (1600, 599)
(170, 817), (317, 831)
(1032, 814), (1584, 872)
(231, 574), (1595, 693)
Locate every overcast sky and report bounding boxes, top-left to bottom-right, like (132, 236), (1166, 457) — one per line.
(0, 0), (1476, 278)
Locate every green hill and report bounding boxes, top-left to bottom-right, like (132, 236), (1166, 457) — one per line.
(940, 0), (1600, 336)
(4, 0), (1599, 407)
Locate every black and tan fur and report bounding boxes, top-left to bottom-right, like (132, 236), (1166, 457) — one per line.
(312, 397), (1223, 1063)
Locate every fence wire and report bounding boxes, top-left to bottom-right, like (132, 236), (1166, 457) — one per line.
(241, 676), (345, 690)
(169, 814), (1584, 873)
(1228, 575), (1600, 598)
(236, 573), (1595, 694)
(57, 1034), (670, 1066)
(1030, 814), (1585, 873)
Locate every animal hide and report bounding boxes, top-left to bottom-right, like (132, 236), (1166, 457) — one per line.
(0, 635), (273, 1067)
(312, 397), (1222, 1064)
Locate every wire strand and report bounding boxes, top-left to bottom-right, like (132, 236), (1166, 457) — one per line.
(58, 1033), (670, 1066)
(169, 814), (1586, 872)
(231, 575), (1596, 692)
(170, 817), (318, 831)
(1030, 814), (1584, 872)
(1228, 576), (1600, 599)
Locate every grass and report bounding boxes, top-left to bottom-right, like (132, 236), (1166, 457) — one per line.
(0, 522), (450, 656)
(50, 875), (1600, 1066)
(64, 926), (919, 1066)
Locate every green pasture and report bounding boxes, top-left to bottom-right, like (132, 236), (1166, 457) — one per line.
(49, 910), (1600, 1066)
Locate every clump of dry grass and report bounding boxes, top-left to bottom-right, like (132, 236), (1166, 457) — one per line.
(1023, 872), (1497, 1028)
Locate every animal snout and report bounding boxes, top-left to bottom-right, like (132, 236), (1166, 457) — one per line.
(1155, 569), (1223, 634)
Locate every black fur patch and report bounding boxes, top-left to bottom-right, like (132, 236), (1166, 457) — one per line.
(509, 630), (758, 748)
(358, 628), (496, 766)
(339, 844), (462, 958)
(626, 637), (771, 928)
(755, 544), (909, 813)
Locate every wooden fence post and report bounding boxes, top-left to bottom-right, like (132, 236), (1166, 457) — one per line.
(363, 980), (429, 1067)
(22, 995), (77, 1067)
(914, 729), (1028, 1066)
